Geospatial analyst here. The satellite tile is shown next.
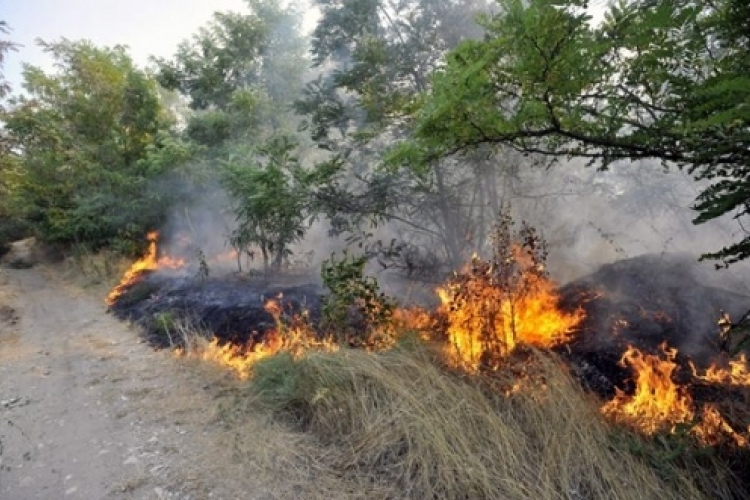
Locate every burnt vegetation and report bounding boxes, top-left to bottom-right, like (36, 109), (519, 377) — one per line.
(4, 0), (750, 498)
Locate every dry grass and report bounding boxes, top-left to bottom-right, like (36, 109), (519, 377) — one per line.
(237, 341), (738, 500)
(62, 246), (132, 289)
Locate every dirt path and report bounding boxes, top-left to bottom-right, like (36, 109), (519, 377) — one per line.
(0, 266), (279, 499)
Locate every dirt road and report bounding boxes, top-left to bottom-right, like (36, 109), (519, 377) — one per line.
(0, 266), (278, 499)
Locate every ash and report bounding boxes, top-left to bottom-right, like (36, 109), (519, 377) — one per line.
(109, 271), (324, 349)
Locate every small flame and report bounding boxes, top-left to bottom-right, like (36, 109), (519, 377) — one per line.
(601, 343), (693, 434)
(602, 344), (749, 446)
(106, 231), (186, 305)
(691, 354), (750, 387)
(693, 404), (749, 448)
(175, 337), (279, 380)
(175, 296), (337, 377)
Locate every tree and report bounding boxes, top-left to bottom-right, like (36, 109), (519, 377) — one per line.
(223, 135), (332, 271)
(298, 0), (498, 269)
(0, 21), (23, 247)
(151, 1), (316, 263)
(153, 0), (308, 147)
(3, 39), (174, 251)
(390, 0), (750, 265)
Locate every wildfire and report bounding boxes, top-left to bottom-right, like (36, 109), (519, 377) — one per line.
(175, 337), (278, 380)
(691, 354), (750, 387)
(438, 248), (583, 372)
(106, 231), (186, 305)
(175, 296), (337, 378)
(601, 343), (693, 434)
(601, 344), (749, 446)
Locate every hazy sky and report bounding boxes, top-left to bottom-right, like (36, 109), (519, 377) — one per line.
(2, 0), (316, 93)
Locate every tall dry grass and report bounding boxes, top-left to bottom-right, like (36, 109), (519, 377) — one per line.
(242, 341), (734, 500)
(63, 245), (133, 288)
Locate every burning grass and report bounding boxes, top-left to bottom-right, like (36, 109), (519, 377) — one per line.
(601, 344), (750, 448)
(106, 231), (186, 305)
(172, 297), (338, 379)
(105, 222), (750, 497)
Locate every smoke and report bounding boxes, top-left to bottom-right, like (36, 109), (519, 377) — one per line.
(143, 0), (750, 346)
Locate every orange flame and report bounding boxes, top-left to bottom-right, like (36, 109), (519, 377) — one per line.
(601, 343), (693, 434)
(106, 231), (186, 305)
(693, 404), (749, 448)
(175, 296), (337, 377)
(691, 354), (750, 387)
(174, 337), (279, 380)
(602, 344), (749, 446)
(438, 249), (583, 372)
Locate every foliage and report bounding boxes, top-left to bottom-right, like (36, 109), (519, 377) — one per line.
(0, 21), (17, 104)
(320, 249), (396, 345)
(223, 135), (328, 271)
(152, 1), (312, 261)
(2, 39), (182, 252)
(304, 0), (488, 135)
(154, 0), (308, 147)
(0, 21), (24, 248)
(391, 0), (750, 265)
(298, 0), (500, 267)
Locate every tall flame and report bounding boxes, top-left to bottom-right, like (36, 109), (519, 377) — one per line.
(438, 249), (583, 372)
(106, 231), (185, 305)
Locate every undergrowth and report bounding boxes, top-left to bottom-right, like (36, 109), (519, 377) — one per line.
(241, 342), (734, 500)
(64, 245), (132, 287)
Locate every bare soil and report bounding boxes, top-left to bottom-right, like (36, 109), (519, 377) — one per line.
(0, 266), (287, 499)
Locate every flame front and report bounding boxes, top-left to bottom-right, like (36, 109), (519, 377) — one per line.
(175, 297), (337, 377)
(106, 231), (186, 306)
(602, 344), (750, 446)
(175, 337), (277, 380)
(692, 354), (750, 386)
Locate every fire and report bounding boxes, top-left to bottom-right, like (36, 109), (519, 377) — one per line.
(438, 248), (583, 372)
(601, 343), (693, 434)
(602, 344), (750, 446)
(175, 296), (337, 378)
(106, 231), (186, 305)
(691, 354), (750, 386)
(175, 336), (286, 380)
(693, 404), (749, 448)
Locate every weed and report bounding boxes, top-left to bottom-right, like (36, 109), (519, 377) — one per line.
(320, 250), (396, 346)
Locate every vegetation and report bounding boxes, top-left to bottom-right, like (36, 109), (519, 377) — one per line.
(320, 249), (396, 344)
(246, 344), (736, 499)
(1, 40), (179, 252)
(390, 0), (750, 266)
(3, 1), (750, 497)
(223, 135), (331, 271)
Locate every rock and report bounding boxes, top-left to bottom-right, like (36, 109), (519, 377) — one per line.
(1, 238), (38, 269)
